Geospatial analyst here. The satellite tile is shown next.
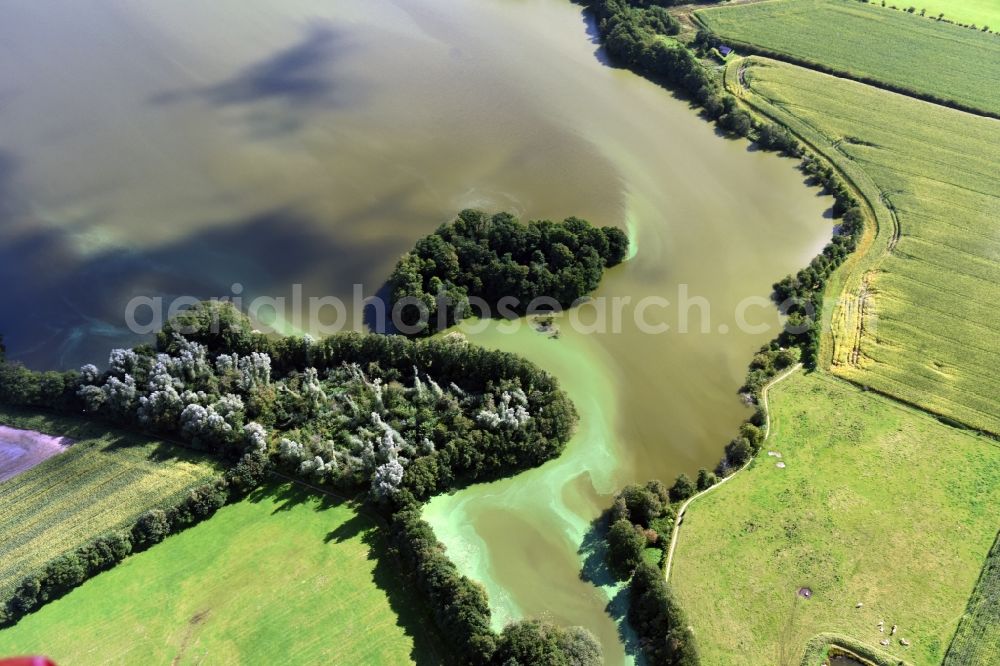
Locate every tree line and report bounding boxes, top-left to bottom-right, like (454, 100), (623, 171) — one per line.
(0, 301), (603, 663)
(389, 209), (628, 334)
(0, 451), (269, 627)
(598, 481), (700, 665)
(587, 0), (802, 153)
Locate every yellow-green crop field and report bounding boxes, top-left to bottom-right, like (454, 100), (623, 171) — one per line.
(696, 0), (1000, 115)
(736, 57), (1000, 434)
(944, 530), (1000, 665)
(917, 0), (1000, 29)
(0, 407), (221, 598)
(672, 371), (1000, 665)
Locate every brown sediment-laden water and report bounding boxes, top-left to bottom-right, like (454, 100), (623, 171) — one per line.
(0, 0), (832, 661)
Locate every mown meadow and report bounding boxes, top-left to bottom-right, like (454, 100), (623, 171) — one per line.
(734, 57), (1000, 434)
(915, 0), (1000, 28)
(671, 371), (1000, 666)
(0, 407), (221, 599)
(695, 0), (1000, 115)
(943, 530), (1000, 665)
(0, 483), (436, 664)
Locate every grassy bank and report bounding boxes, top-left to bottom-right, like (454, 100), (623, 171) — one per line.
(0, 483), (437, 664)
(0, 407), (221, 598)
(695, 0), (1000, 115)
(734, 57), (1000, 434)
(671, 371), (1000, 665)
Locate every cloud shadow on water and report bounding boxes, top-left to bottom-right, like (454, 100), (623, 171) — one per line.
(0, 149), (22, 226)
(149, 23), (366, 136)
(0, 204), (399, 370)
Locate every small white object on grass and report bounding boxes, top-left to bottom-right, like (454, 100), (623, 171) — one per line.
(776, 461), (786, 469)
(856, 602), (864, 608)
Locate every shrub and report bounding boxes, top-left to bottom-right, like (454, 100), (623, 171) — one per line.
(628, 562), (700, 665)
(724, 437), (753, 467)
(695, 468), (717, 491)
(607, 518), (646, 580)
(492, 619), (602, 665)
(669, 473), (696, 502)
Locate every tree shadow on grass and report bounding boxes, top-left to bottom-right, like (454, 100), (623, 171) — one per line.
(324, 511), (369, 543)
(361, 526), (450, 665)
(24, 408), (216, 469)
(579, 515), (646, 663)
(243, 480), (338, 514)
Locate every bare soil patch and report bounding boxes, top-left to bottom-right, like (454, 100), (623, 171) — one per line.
(0, 425), (74, 483)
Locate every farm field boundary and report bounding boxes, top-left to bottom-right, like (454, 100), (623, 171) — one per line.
(671, 370), (1000, 665)
(728, 56), (1000, 435)
(695, 0), (1000, 118)
(942, 529), (1000, 665)
(723, 56), (894, 373)
(0, 407), (222, 598)
(0, 483), (437, 664)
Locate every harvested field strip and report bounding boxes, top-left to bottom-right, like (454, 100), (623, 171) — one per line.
(944, 531), (1000, 665)
(731, 57), (1000, 433)
(0, 407), (221, 597)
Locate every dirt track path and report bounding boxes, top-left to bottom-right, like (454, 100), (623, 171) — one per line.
(663, 362), (802, 583)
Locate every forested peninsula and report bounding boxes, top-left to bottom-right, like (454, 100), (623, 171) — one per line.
(0, 205), (634, 663)
(389, 209), (628, 334)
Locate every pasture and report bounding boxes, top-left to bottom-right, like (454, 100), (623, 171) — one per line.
(0, 407), (221, 598)
(943, 531), (1000, 665)
(671, 371), (1000, 666)
(917, 0), (1000, 28)
(0, 484), (436, 665)
(695, 0), (1000, 115)
(734, 57), (1000, 434)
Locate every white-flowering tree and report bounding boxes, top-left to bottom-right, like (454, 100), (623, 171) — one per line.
(80, 364), (101, 384)
(300, 367), (327, 416)
(215, 352), (271, 391)
(108, 348), (140, 377)
(180, 394), (244, 449)
(102, 374), (137, 417)
(278, 437), (305, 464)
(172, 335), (212, 388)
(372, 458), (404, 498)
(243, 421), (268, 453)
(137, 386), (182, 429)
(477, 390), (531, 429)
(77, 384), (106, 413)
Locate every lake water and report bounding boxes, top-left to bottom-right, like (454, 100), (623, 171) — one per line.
(0, 0), (832, 661)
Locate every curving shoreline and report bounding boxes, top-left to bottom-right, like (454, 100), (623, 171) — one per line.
(663, 362), (801, 583)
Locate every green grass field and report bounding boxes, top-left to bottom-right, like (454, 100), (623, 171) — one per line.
(734, 57), (1000, 434)
(671, 371), (1000, 666)
(943, 530), (1000, 665)
(917, 0), (1000, 29)
(0, 408), (221, 598)
(0, 483), (438, 664)
(696, 0), (1000, 115)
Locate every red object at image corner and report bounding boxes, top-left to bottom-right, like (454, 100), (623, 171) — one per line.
(0, 658), (56, 666)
